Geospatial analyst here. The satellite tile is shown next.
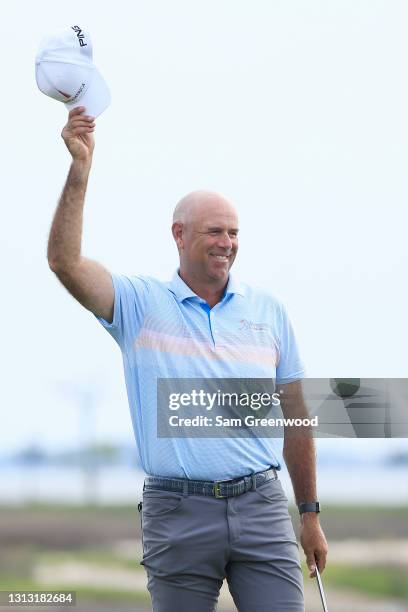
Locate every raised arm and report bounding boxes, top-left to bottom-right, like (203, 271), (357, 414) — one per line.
(47, 106), (114, 323)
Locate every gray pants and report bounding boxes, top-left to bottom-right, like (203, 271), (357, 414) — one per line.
(139, 477), (304, 611)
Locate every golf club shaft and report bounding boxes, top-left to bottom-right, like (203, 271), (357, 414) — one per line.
(315, 566), (329, 612)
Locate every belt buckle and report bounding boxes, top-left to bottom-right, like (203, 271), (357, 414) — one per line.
(214, 482), (225, 498)
(214, 479), (231, 498)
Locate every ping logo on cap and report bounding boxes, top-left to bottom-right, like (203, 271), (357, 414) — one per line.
(71, 25), (87, 47)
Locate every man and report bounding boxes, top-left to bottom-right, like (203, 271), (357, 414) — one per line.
(48, 106), (328, 611)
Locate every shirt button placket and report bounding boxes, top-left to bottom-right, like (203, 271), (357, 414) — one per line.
(210, 312), (217, 347)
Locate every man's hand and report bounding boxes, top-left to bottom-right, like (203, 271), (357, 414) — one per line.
(300, 515), (328, 578)
(61, 106), (95, 162)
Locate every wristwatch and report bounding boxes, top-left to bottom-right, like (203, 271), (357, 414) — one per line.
(298, 501), (320, 515)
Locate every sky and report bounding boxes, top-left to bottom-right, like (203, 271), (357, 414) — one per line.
(1, 0), (407, 459)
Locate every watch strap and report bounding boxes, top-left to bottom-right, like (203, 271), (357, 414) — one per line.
(298, 501), (320, 514)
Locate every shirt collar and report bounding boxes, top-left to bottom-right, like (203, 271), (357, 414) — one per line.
(168, 270), (245, 303)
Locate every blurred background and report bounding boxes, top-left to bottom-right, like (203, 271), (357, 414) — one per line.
(1, 0), (408, 610)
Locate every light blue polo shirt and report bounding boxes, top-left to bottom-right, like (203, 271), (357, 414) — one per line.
(97, 271), (304, 480)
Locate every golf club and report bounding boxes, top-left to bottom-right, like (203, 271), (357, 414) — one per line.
(315, 566), (329, 611)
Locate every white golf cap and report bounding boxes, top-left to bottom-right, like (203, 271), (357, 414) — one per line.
(35, 25), (111, 117)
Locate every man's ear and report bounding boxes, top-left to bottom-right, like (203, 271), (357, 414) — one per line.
(172, 222), (184, 250)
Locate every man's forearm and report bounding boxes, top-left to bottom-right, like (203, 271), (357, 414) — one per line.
(47, 159), (92, 272)
(283, 435), (317, 506)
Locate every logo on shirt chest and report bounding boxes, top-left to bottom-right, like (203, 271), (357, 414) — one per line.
(239, 319), (270, 332)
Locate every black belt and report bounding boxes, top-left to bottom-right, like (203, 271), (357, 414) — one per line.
(143, 467), (278, 499)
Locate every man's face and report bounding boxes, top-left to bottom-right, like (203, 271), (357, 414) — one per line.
(178, 198), (239, 285)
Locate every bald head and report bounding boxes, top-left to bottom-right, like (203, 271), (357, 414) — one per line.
(173, 190), (238, 225)
(171, 190), (239, 293)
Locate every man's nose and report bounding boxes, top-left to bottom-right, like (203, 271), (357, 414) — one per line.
(217, 232), (233, 250)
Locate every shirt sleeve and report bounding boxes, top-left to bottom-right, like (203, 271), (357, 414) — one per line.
(95, 272), (150, 349)
(275, 301), (305, 384)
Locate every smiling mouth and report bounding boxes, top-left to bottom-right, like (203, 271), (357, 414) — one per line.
(210, 254), (230, 262)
